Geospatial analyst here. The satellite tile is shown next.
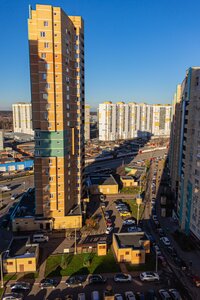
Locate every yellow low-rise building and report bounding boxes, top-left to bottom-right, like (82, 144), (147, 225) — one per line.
(121, 176), (138, 187)
(113, 232), (150, 264)
(88, 175), (118, 195)
(3, 237), (39, 273)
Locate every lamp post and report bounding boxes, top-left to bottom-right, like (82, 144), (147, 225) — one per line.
(1, 250), (9, 288)
(136, 197), (142, 226)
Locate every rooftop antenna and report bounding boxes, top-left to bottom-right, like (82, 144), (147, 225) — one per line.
(29, 4), (32, 19)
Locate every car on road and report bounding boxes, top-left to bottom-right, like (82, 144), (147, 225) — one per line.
(114, 273), (132, 282)
(123, 219), (136, 226)
(100, 202), (106, 208)
(105, 226), (113, 234)
(2, 294), (23, 300)
(11, 282), (30, 293)
(0, 185), (11, 192)
(114, 294), (123, 300)
(104, 212), (110, 220)
(120, 211), (131, 217)
(40, 278), (57, 289)
(158, 289), (171, 300)
(152, 215), (158, 221)
(11, 194), (19, 200)
(88, 274), (107, 284)
(139, 272), (159, 282)
(160, 237), (171, 246)
(65, 275), (85, 287)
(168, 289), (182, 300)
(125, 291), (136, 300)
(153, 245), (161, 255)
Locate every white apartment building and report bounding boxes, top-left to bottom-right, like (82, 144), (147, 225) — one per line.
(99, 102), (172, 141)
(12, 103), (34, 135)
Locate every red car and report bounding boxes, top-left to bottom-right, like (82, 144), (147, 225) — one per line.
(192, 275), (200, 287)
(106, 219), (112, 226)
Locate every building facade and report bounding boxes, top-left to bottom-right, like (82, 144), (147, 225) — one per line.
(170, 67), (200, 241)
(12, 103), (34, 135)
(28, 4), (85, 229)
(99, 102), (172, 141)
(85, 105), (90, 140)
(0, 130), (4, 151)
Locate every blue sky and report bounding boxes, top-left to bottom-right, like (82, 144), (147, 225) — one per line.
(1, 0), (200, 110)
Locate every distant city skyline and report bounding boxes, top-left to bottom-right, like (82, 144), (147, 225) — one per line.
(1, 0), (200, 109)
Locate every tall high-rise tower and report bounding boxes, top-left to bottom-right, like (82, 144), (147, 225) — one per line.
(28, 4), (85, 229)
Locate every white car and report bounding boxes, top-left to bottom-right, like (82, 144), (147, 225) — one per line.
(114, 294), (123, 300)
(139, 272), (159, 282)
(123, 219), (136, 226)
(125, 291), (136, 300)
(11, 194), (19, 201)
(2, 294), (23, 300)
(169, 289), (182, 300)
(114, 273), (132, 282)
(160, 237), (171, 246)
(154, 245), (161, 255)
(152, 215), (158, 221)
(158, 289), (171, 299)
(105, 226), (113, 234)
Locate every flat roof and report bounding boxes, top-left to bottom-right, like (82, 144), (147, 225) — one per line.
(90, 174), (117, 186)
(114, 232), (148, 250)
(121, 176), (134, 180)
(6, 237), (37, 258)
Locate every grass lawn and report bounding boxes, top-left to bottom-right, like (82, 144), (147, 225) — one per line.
(121, 187), (140, 194)
(126, 254), (156, 272)
(3, 274), (17, 281)
(123, 199), (144, 220)
(45, 250), (120, 277)
(0, 288), (4, 298)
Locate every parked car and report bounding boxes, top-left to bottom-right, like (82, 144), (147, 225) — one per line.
(125, 291), (136, 300)
(135, 292), (145, 300)
(123, 219), (136, 226)
(168, 289), (182, 300)
(64, 295), (73, 300)
(120, 211), (131, 217)
(139, 272), (159, 282)
(158, 289), (171, 300)
(0, 185), (11, 192)
(127, 226), (142, 233)
(106, 219), (112, 226)
(114, 294), (123, 300)
(11, 194), (19, 201)
(88, 274), (107, 284)
(11, 282), (30, 293)
(91, 291), (100, 300)
(192, 275), (200, 287)
(158, 255), (167, 267)
(104, 212), (110, 220)
(77, 293), (86, 300)
(100, 202), (106, 208)
(146, 289), (158, 300)
(2, 294), (23, 300)
(65, 275), (85, 287)
(157, 228), (165, 237)
(105, 226), (113, 234)
(114, 273), (132, 283)
(40, 278), (57, 289)
(153, 245), (161, 256)
(160, 237), (171, 246)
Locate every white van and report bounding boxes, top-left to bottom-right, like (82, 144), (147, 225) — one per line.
(78, 293), (86, 300)
(33, 234), (49, 243)
(0, 186), (11, 192)
(91, 291), (100, 300)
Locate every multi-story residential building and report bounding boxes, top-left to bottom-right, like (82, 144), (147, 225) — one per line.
(99, 102), (172, 141)
(28, 4), (85, 230)
(12, 103), (34, 135)
(0, 130), (4, 151)
(169, 84), (182, 200)
(170, 67), (200, 241)
(85, 105), (90, 140)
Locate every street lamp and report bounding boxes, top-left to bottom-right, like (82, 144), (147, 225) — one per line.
(136, 197), (142, 226)
(0, 250), (9, 288)
(23, 181), (26, 192)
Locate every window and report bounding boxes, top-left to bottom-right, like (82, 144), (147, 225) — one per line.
(136, 253), (141, 257)
(45, 63), (50, 69)
(40, 32), (46, 37)
(41, 53), (46, 59)
(125, 251), (129, 255)
(7, 262), (13, 266)
(28, 260), (32, 264)
(46, 83), (50, 89)
(49, 177), (53, 182)
(49, 159), (52, 165)
(50, 193), (54, 198)
(43, 94), (48, 100)
(44, 21), (48, 27)
(44, 42), (49, 48)
(42, 73), (47, 80)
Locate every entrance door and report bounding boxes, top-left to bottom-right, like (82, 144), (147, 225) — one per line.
(19, 264), (24, 272)
(46, 223), (50, 230)
(120, 255), (124, 262)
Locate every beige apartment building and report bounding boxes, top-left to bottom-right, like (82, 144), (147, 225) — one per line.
(99, 102), (172, 141)
(169, 67), (200, 241)
(85, 105), (90, 140)
(12, 103), (34, 135)
(28, 4), (85, 229)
